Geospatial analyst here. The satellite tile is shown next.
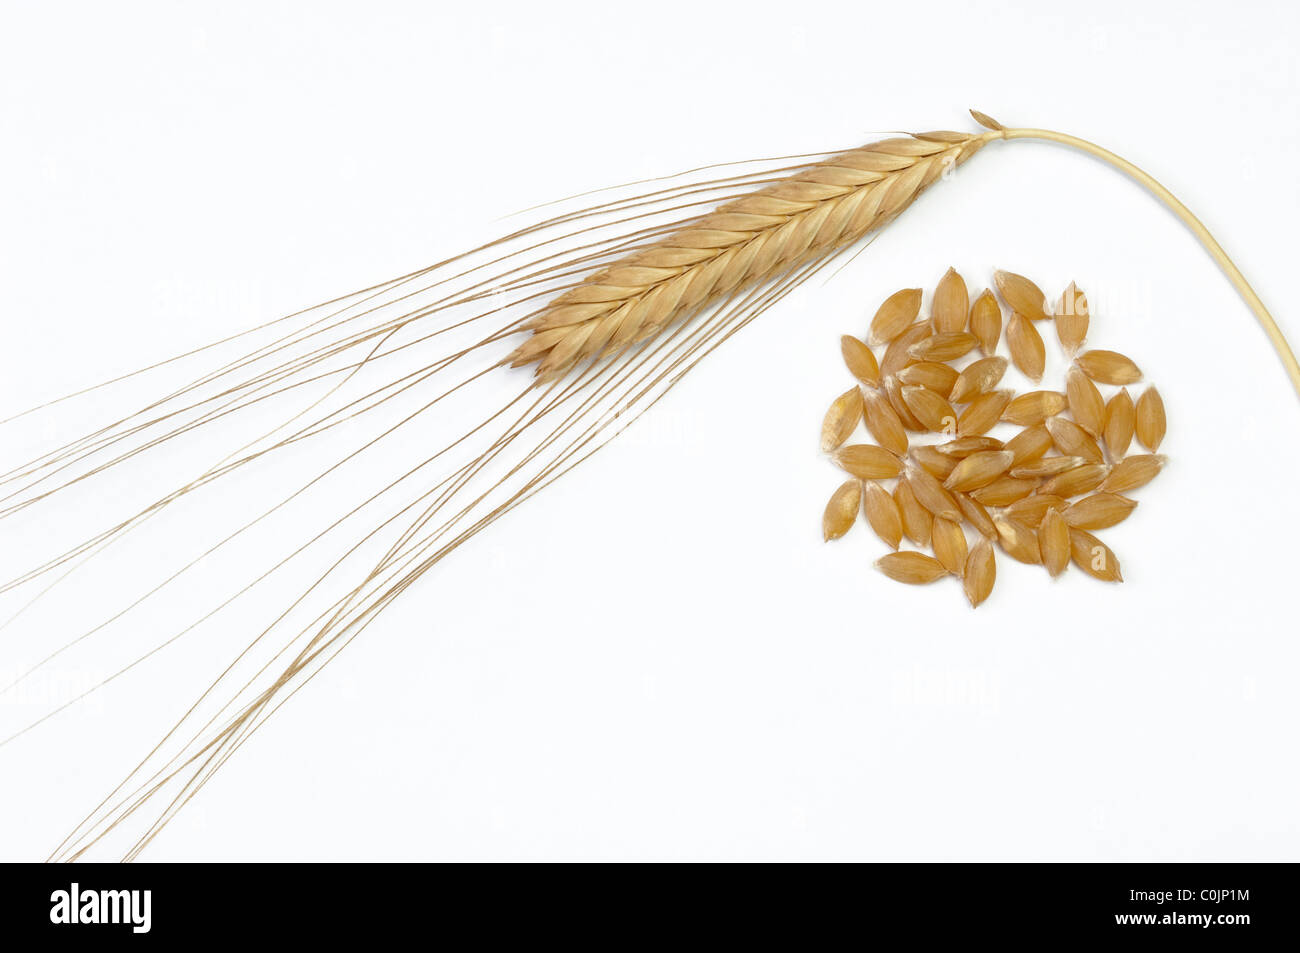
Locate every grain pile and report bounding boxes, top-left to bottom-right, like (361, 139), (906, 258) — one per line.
(821, 269), (1167, 607)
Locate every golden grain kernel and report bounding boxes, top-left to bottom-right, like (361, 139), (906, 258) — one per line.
(906, 465), (962, 521)
(885, 375), (925, 430)
(1076, 349), (1142, 385)
(840, 335), (880, 385)
(880, 320), (932, 378)
(1100, 454), (1166, 493)
(972, 476), (1039, 507)
(1135, 385), (1166, 451)
(994, 269), (1050, 321)
(894, 477), (933, 547)
(1065, 365), (1105, 436)
(969, 289), (1002, 355)
(962, 538), (997, 607)
(1062, 492), (1138, 530)
(949, 356), (1009, 403)
(1038, 463), (1111, 498)
(954, 491), (998, 539)
(901, 384), (959, 433)
(861, 385), (910, 455)
(911, 445), (958, 480)
(944, 450), (1015, 492)
(936, 435), (1004, 457)
(1045, 415), (1105, 464)
(1039, 507), (1071, 577)
(868, 287), (923, 346)
(1002, 493), (1067, 526)
(822, 479), (861, 541)
(861, 480), (903, 550)
(820, 386), (863, 452)
(932, 516), (969, 575)
(1003, 425), (1053, 466)
(994, 517), (1042, 565)
(875, 550), (949, 585)
(897, 361), (959, 397)
(908, 331), (979, 364)
(957, 389), (1013, 436)
(932, 267), (969, 334)
(1069, 528), (1123, 582)
(1001, 389), (1068, 427)
(1100, 391), (1133, 461)
(1006, 313), (1046, 381)
(832, 443), (902, 479)
(1009, 455), (1086, 479)
(1054, 281), (1089, 356)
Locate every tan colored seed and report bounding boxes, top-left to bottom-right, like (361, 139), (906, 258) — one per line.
(820, 386), (863, 452)
(932, 267), (969, 334)
(1010, 455), (1085, 479)
(1054, 281), (1089, 356)
(972, 476), (1038, 507)
(1101, 454), (1166, 494)
(1046, 416), (1105, 464)
(885, 375), (925, 430)
(1102, 388), (1135, 460)
(894, 478), (932, 546)
(1076, 349), (1142, 385)
(1065, 365), (1105, 436)
(840, 335), (880, 385)
(957, 389), (1013, 436)
(1069, 528), (1123, 582)
(906, 466), (962, 521)
(1006, 313), (1046, 381)
(880, 320), (931, 378)
(908, 331), (979, 364)
(1004, 425), (1053, 467)
(911, 445), (958, 480)
(944, 450), (1015, 493)
(875, 550), (949, 585)
(1135, 386), (1166, 451)
(1063, 492), (1137, 530)
(1001, 390), (1068, 427)
(861, 385), (910, 455)
(896, 361), (958, 397)
(936, 435), (1004, 457)
(994, 518), (1042, 565)
(954, 491), (998, 539)
(868, 287), (923, 346)
(932, 516), (969, 576)
(832, 444), (902, 479)
(823, 479), (861, 541)
(1039, 508), (1070, 577)
(969, 289), (1002, 355)
(1039, 463), (1111, 498)
(901, 384), (958, 433)
(861, 481), (903, 550)
(994, 269), (1050, 321)
(1002, 494), (1066, 526)
(962, 538), (997, 607)
(949, 356), (1008, 403)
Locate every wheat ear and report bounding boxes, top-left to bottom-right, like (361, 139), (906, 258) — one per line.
(508, 130), (995, 377)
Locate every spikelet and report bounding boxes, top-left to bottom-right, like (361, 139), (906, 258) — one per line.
(894, 477), (932, 547)
(862, 481), (903, 549)
(823, 480), (862, 540)
(971, 476), (1038, 507)
(905, 466), (962, 521)
(820, 387), (863, 451)
(1039, 463), (1111, 498)
(944, 450), (1015, 493)
(1075, 349), (1142, 385)
(833, 444), (902, 479)
(994, 518), (1042, 565)
(881, 320), (931, 379)
(1003, 494), (1066, 526)
(1101, 454), (1166, 493)
(1062, 492), (1138, 530)
(1004, 425), (1053, 466)
(957, 389), (1013, 436)
(1135, 386), (1166, 451)
(963, 538), (997, 607)
(1006, 313), (1046, 381)
(911, 445), (958, 480)
(841, 335), (880, 385)
(1001, 390), (1068, 427)
(861, 385), (910, 455)
(1045, 416), (1104, 464)
(954, 491), (998, 539)
(1065, 365), (1105, 436)
(969, 289), (1002, 355)
(901, 385), (958, 433)
(869, 288), (925, 346)
(1103, 388), (1135, 459)
(994, 270), (1050, 321)
(932, 267), (969, 334)
(909, 331), (978, 363)
(875, 551), (949, 585)
(897, 361), (958, 397)
(932, 517), (969, 575)
(1039, 508), (1070, 578)
(950, 356), (1008, 403)
(1069, 529), (1123, 582)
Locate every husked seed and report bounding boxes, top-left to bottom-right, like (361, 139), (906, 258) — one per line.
(911, 445), (958, 480)
(932, 267), (969, 334)
(901, 384), (958, 433)
(963, 538), (997, 607)
(1039, 508), (1070, 577)
(1069, 528), (1123, 582)
(936, 435), (1004, 457)
(897, 361), (959, 397)
(881, 320), (932, 378)
(823, 479), (861, 541)
(861, 385), (910, 455)
(971, 476), (1038, 507)
(1001, 390), (1068, 427)
(1002, 494), (1067, 526)
(833, 444), (902, 479)
(1004, 425), (1053, 466)
(957, 389), (1013, 436)
(1065, 365), (1105, 436)
(1076, 349), (1142, 385)
(906, 465), (962, 521)
(950, 356), (1009, 403)
(1045, 416), (1104, 463)
(1135, 386), (1166, 451)
(1062, 492), (1137, 530)
(954, 491), (998, 539)
(1010, 455), (1085, 479)
(869, 288), (923, 346)
(862, 481), (903, 550)
(841, 335), (880, 385)
(944, 450), (1015, 492)
(1101, 454), (1166, 493)
(1054, 282), (1089, 355)
(969, 289), (1002, 355)
(1007, 313), (1046, 381)
(1103, 388), (1136, 459)
(994, 269), (1050, 321)
(1039, 463), (1111, 498)
(894, 478), (933, 546)
(885, 376), (926, 430)
(821, 386), (863, 452)
(932, 516), (969, 575)
(875, 551), (949, 584)
(994, 518), (1042, 565)
(908, 331), (979, 363)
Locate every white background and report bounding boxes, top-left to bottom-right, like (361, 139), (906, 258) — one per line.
(1, 0), (1298, 861)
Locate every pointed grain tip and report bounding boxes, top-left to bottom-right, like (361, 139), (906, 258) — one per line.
(970, 109), (1004, 131)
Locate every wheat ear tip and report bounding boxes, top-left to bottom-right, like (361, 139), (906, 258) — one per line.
(969, 109), (1004, 131)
